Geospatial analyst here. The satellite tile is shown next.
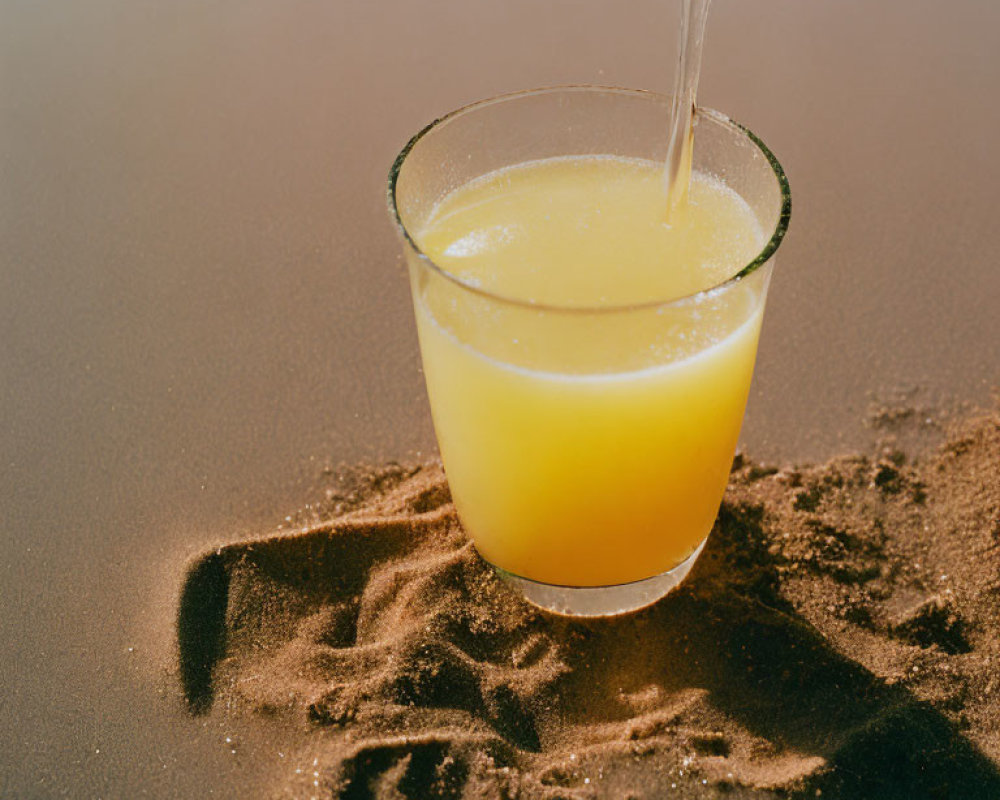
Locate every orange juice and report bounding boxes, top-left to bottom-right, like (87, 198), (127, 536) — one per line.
(411, 156), (767, 586)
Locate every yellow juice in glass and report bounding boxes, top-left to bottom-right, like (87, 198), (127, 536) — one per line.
(410, 156), (767, 588)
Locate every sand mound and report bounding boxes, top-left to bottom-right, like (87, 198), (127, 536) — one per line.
(178, 411), (1000, 798)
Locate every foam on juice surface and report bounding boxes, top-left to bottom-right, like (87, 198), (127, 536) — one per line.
(419, 156), (764, 308)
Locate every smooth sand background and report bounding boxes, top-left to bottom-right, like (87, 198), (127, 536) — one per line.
(2, 0), (998, 796)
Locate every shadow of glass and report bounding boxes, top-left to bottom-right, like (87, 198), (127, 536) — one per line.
(553, 503), (1000, 799)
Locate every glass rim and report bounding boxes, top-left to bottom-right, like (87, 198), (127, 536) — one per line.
(387, 85), (791, 314)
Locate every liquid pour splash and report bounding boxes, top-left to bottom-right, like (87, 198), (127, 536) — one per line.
(664, 0), (712, 222)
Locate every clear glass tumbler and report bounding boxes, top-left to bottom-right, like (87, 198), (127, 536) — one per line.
(388, 87), (790, 616)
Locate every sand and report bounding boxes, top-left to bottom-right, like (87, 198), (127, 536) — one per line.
(177, 408), (1000, 799)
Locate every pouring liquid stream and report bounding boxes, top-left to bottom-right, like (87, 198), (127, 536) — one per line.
(664, 0), (712, 223)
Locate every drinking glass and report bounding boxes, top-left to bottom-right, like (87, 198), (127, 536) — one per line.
(388, 86), (790, 616)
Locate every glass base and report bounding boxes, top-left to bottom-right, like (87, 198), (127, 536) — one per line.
(492, 538), (707, 617)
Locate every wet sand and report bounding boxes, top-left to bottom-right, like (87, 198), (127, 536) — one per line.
(2, 0), (1000, 796)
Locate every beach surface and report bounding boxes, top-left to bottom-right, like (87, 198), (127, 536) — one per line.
(3, 0), (1000, 796)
